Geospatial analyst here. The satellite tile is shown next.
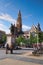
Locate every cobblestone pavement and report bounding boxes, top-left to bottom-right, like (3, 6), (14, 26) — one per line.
(0, 58), (41, 65)
(0, 50), (43, 65)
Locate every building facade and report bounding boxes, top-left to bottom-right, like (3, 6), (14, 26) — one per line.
(23, 23), (41, 39)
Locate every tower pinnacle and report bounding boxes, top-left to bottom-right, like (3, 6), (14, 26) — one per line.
(16, 10), (22, 33)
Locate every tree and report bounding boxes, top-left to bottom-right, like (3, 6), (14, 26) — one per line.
(30, 33), (37, 44)
(16, 36), (24, 46)
(16, 36), (29, 46)
(38, 32), (43, 43)
(0, 34), (7, 47)
(2, 34), (6, 43)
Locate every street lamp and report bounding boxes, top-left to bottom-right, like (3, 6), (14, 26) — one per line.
(36, 30), (39, 46)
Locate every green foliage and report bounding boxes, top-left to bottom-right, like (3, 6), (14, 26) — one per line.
(16, 36), (24, 46)
(2, 34), (7, 42)
(16, 36), (30, 46)
(29, 32), (43, 44)
(38, 32), (43, 43)
(0, 34), (6, 44)
(30, 33), (37, 44)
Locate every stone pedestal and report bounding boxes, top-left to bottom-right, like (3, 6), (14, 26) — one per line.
(6, 34), (15, 54)
(6, 34), (12, 46)
(6, 34), (15, 47)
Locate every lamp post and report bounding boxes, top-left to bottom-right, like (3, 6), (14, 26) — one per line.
(36, 30), (39, 46)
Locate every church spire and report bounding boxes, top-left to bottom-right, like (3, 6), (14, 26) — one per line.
(18, 10), (21, 17)
(16, 10), (22, 33)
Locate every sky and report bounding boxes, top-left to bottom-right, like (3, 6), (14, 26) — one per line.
(0, 0), (43, 34)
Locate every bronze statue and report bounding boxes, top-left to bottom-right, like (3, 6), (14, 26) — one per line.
(6, 24), (16, 54)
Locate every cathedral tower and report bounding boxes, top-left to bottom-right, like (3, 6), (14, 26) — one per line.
(37, 22), (41, 31)
(16, 10), (22, 33)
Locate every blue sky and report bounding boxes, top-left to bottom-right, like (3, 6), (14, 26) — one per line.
(0, 0), (43, 33)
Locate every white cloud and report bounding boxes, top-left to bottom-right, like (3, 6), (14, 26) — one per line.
(0, 13), (17, 34)
(0, 23), (31, 34)
(0, 23), (10, 34)
(0, 13), (16, 24)
(22, 25), (31, 31)
(0, 13), (31, 34)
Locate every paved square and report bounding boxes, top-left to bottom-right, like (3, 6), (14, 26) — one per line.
(0, 50), (43, 65)
(0, 58), (41, 65)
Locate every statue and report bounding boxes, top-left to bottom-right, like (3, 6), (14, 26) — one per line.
(10, 24), (14, 35)
(6, 23), (16, 54)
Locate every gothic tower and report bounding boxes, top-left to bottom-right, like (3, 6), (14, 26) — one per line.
(16, 10), (22, 33)
(37, 22), (41, 31)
